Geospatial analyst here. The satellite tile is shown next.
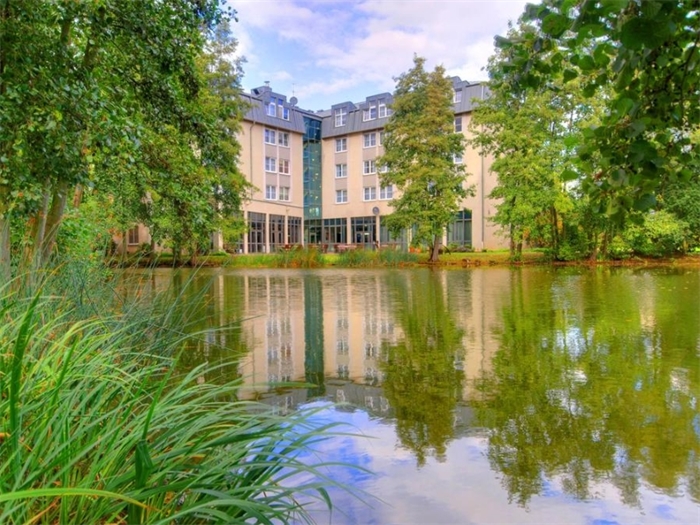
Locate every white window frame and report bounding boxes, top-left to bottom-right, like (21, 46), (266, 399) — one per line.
(265, 185), (277, 200)
(278, 158), (290, 174)
(281, 106), (290, 120)
(363, 104), (377, 121)
(335, 137), (347, 152)
(380, 185), (394, 200)
(279, 186), (290, 201)
(454, 90), (462, 103)
(378, 99), (388, 118)
(363, 132), (377, 148)
(363, 159), (376, 175)
(454, 117), (462, 133)
(278, 132), (289, 147)
(265, 157), (276, 172)
(335, 189), (348, 204)
(379, 131), (385, 145)
(335, 164), (347, 178)
(264, 129), (276, 144)
(363, 186), (377, 201)
(334, 107), (347, 127)
(453, 153), (464, 164)
(266, 100), (276, 117)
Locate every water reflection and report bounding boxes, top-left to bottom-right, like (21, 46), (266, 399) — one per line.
(473, 268), (700, 507)
(381, 272), (465, 466)
(123, 267), (700, 522)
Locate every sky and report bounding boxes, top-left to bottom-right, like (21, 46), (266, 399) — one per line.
(227, 0), (531, 111)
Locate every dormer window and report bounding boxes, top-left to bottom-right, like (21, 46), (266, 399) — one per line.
(378, 98), (391, 118)
(453, 90), (462, 104)
(266, 97), (290, 120)
(363, 104), (378, 121)
(334, 107), (347, 127)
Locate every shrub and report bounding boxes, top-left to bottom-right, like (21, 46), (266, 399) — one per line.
(623, 210), (689, 257)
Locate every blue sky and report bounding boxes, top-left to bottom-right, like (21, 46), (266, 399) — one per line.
(227, 0), (531, 111)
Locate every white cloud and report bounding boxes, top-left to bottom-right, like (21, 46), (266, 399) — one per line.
(227, 0), (530, 108)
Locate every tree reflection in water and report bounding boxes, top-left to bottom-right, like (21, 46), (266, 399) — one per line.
(473, 268), (700, 507)
(381, 272), (465, 467)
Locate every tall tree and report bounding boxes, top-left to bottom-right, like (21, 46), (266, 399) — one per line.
(0, 0), (236, 276)
(380, 56), (470, 263)
(471, 22), (607, 260)
(493, 0), (700, 220)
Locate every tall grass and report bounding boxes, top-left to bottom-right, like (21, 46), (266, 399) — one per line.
(336, 248), (418, 268)
(0, 268), (364, 524)
(274, 247), (325, 268)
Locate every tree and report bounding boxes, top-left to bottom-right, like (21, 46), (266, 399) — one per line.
(471, 21), (609, 260)
(380, 56), (470, 262)
(492, 0), (700, 220)
(0, 0), (239, 276)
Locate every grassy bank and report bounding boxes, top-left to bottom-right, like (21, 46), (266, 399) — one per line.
(129, 248), (700, 270)
(0, 270), (360, 524)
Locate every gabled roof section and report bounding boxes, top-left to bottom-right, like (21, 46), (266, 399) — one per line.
(322, 92), (394, 138)
(241, 86), (307, 133)
(452, 78), (489, 114)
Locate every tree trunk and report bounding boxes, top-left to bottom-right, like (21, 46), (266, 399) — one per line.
(509, 224), (516, 258)
(39, 180), (70, 265)
(22, 187), (50, 269)
(0, 213), (11, 285)
(430, 234), (440, 263)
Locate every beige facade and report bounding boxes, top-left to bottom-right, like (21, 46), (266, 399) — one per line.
(237, 109), (306, 253)
(235, 79), (508, 254)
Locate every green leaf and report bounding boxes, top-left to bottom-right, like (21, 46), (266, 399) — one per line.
(541, 13), (571, 38)
(620, 17), (672, 50)
(561, 169), (579, 181)
(634, 193), (656, 211)
(562, 69), (578, 83)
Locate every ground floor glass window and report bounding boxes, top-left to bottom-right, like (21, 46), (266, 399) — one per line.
(248, 212), (266, 253)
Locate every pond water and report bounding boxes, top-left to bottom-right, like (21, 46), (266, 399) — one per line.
(125, 267), (700, 525)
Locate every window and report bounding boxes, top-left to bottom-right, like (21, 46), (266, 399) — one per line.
(323, 217), (347, 244)
(279, 186), (290, 201)
(335, 137), (347, 152)
(363, 104), (377, 121)
(334, 107), (347, 127)
(264, 129), (276, 144)
(363, 132), (377, 148)
(453, 153), (463, 164)
(248, 211), (265, 253)
(265, 185), (277, 200)
(127, 227), (139, 245)
(454, 90), (462, 103)
(278, 132), (289, 147)
(265, 157), (276, 172)
(267, 97), (289, 120)
(335, 164), (347, 178)
(378, 98), (389, 118)
(363, 159), (376, 174)
(380, 185), (394, 200)
(363, 186), (377, 201)
(454, 117), (462, 132)
(279, 159), (290, 174)
(270, 214), (284, 250)
(379, 131), (385, 145)
(336, 189), (348, 203)
(379, 164), (389, 173)
(288, 216), (301, 244)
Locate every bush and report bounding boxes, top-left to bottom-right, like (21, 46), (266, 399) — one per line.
(623, 210), (689, 257)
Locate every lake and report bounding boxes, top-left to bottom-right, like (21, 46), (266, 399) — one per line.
(124, 266), (700, 525)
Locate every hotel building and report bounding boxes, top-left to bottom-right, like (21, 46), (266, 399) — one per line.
(235, 77), (505, 254)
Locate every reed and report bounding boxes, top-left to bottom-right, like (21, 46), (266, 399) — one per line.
(0, 269), (365, 524)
